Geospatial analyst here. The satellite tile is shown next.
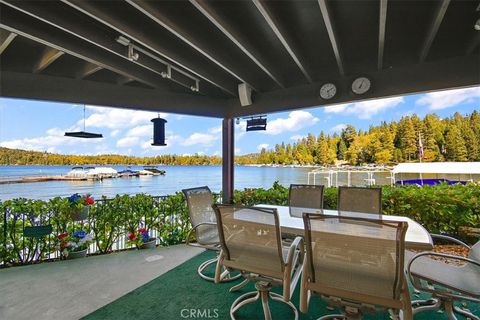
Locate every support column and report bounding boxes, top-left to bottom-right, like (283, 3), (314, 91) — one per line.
(222, 117), (234, 204)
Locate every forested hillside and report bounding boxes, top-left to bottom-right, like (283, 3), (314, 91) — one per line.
(1, 111), (479, 166)
(257, 111), (480, 165)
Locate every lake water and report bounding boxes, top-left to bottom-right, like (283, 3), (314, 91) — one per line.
(0, 165), (314, 200)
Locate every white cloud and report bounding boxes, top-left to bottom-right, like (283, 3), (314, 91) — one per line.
(330, 124), (347, 132)
(181, 132), (218, 146)
(265, 111), (319, 135)
(0, 127), (92, 152)
(116, 136), (140, 148)
(235, 148), (241, 155)
(126, 125), (151, 137)
(323, 96), (404, 119)
(416, 87), (480, 110)
(290, 134), (306, 141)
(110, 130), (120, 137)
(209, 125), (222, 134)
(82, 106), (167, 129)
(257, 143), (269, 150)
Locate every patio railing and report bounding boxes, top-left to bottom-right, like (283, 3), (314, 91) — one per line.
(1, 194), (197, 267)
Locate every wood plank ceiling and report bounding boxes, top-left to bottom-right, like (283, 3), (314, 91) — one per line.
(0, 0), (478, 118)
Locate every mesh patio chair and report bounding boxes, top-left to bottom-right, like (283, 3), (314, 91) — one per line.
(213, 204), (305, 320)
(289, 184), (324, 209)
(301, 213), (412, 320)
(337, 186), (382, 214)
(182, 186), (240, 282)
(407, 235), (480, 320)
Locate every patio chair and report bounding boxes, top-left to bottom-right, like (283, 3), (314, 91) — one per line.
(337, 186), (382, 214)
(407, 234), (480, 320)
(213, 204), (305, 320)
(182, 186), (240, 282)
(301, 213), (412, 319)
(289, 184), (324, 209)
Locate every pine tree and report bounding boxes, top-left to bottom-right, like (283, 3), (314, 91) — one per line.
(337, 139), (347, 160)
(444, 124), (468, 161)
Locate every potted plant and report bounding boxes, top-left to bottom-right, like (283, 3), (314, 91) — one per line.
(127, 228), (157, 249)
(56, 230), (93, 259)
(67, 193), (94, 221)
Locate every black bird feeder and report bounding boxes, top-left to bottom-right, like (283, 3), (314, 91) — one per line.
(151, 116), (167, 146)
(246, 116), (267, 132)
(64, 105), (103, 139)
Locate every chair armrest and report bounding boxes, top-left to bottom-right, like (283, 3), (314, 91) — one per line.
(186, 222), (217, 246)
(431, 234), (471, 249)
(283, 236), (305, 301)
(285, 236), (304, 267)
(407, 251), (480, 302)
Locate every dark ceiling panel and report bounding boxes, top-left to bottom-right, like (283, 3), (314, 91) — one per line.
(427, 0), (480, 61)
(329, 0), (379, 74)
(200, 0), (306, 88)
(384, 0), (438, 68)
(0, 35), (45, 72)
(128, 0), (275, 91)
(261, 0), (339, 82)
(65, 0), (237, 96)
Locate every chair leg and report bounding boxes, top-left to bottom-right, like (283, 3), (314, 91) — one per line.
(198, 256), (241, 282)
(230, 281), (298, 320)
(453, 305), (480, 320)
(230, 278), (250, 292)
(412, 298), (442, 315)
(444, 300), (458, 320)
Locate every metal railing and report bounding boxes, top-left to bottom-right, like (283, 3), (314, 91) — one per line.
(1, 195), (191, 267)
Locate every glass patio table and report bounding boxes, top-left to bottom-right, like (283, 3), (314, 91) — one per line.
(246, 204), (433, 251)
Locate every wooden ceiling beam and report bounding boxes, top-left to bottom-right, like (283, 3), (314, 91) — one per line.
(126, 0), (255, 91)
(0, 29), (16, 55)
(33, 47), (64, 73)
(252, 0), (312, 83)
(62, 0), (236, 96)
(377, 0), (388, 70)
(317, 0), (345, 75)
(419, 0), (450, 63)
(190, 0), (285, 88)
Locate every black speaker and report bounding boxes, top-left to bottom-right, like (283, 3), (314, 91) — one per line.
(151, 117), (167, 146)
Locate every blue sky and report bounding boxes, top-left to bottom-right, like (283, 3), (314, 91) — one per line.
(0, 86), (479, 156)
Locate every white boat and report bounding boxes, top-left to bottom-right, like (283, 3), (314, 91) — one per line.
(66, 166), (118, 179)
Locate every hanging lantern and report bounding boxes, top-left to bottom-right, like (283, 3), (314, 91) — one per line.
(151, 117), (167, 146)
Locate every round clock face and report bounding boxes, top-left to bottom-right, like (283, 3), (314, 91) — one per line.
(352, 77), (371, 95)
(320, 83), (337, 100)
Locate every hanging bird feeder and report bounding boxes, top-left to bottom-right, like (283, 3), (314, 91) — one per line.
(64, 105), (103, 138)
(151, 116), (167, 146)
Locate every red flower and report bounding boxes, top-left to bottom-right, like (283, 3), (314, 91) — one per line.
(128, 232), (136, 241)
(60, 242), (68, 249)
(57, 232), (68, 239)
(85, 197), (94, 205)
(138, 228), (147, 233)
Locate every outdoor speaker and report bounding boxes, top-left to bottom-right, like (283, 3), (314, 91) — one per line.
(151, 117), (167, 146)
(238, 83), (252, 106)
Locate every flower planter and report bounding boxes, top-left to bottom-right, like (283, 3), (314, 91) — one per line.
(140, 238), (157, 249)
(67, 248), (88, 259)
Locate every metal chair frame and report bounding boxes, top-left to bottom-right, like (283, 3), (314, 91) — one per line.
(182, 186), (240, 282)
(407, 234), (480, 320)
(214, 204), (305, 320)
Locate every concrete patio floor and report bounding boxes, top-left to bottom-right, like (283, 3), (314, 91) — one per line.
(0, 245), (204, 320)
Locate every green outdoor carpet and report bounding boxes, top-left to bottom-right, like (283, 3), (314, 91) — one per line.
(82, 251), (479, 320)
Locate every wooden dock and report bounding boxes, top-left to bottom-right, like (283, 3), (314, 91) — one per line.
(0, 175), (90, 184)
